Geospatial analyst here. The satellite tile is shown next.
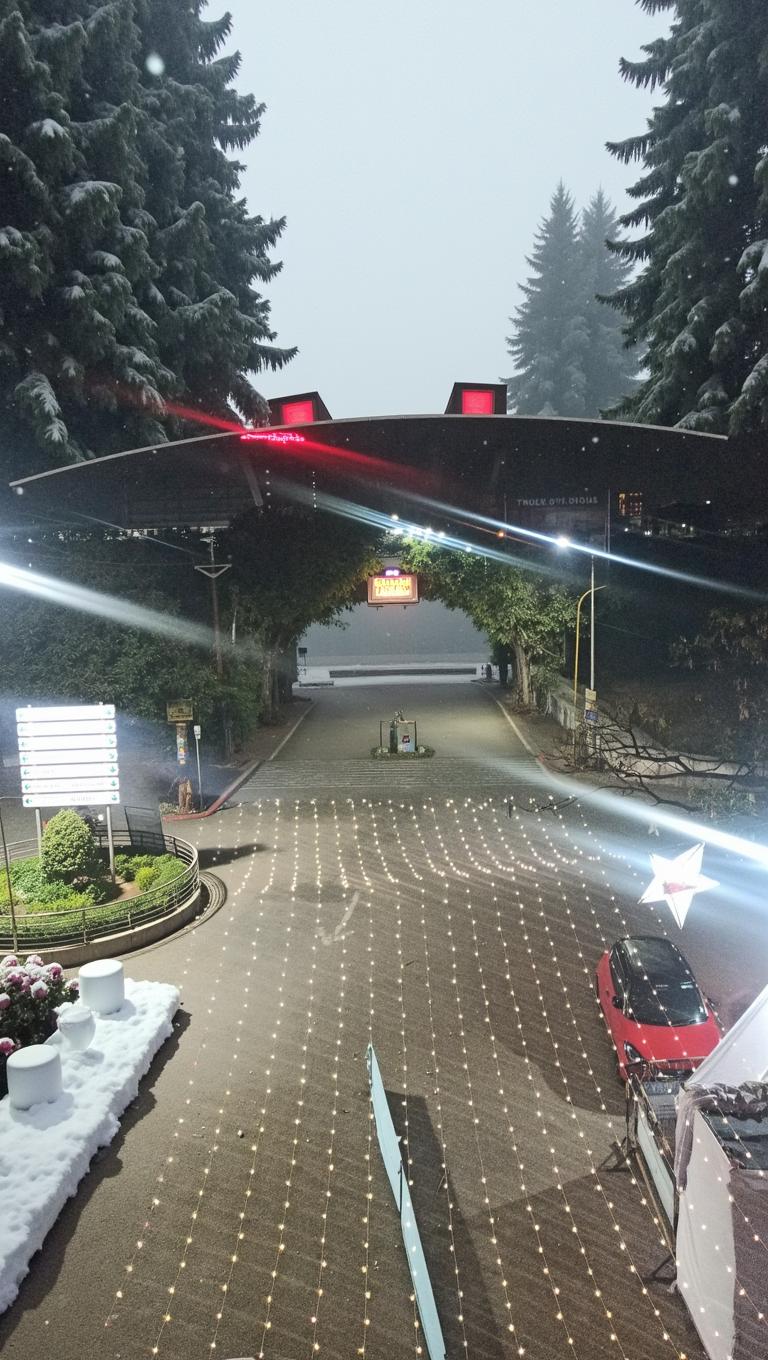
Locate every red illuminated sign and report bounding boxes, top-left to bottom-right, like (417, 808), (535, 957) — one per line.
(460, 388), (495, 415)
(279, 399), (316, 425)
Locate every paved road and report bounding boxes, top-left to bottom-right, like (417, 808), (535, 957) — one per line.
(2, 683), (767, 1360)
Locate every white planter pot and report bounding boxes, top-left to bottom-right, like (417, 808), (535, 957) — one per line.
(7, 1044), (63, 1110)
(57, 1005), (96, 1052)
(78, 959), (125, 1015)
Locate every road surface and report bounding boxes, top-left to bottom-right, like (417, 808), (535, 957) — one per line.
(1, 682), (766, 1360)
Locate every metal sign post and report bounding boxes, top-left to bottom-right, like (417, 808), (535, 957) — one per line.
(105, 805), (116, 883)
(0, 802), (18, 952)
(193, 724), (202, 811)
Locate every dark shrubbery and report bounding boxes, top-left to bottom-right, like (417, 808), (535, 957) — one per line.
(40, 810), (100, 883)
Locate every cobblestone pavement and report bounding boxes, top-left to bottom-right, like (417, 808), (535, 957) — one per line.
(2, 684), (758, 1360)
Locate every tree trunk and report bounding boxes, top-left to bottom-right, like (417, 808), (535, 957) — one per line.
(260, 648), (277, 723)
(511, 641), (532, 708)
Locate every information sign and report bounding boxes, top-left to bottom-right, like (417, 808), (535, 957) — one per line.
(167, 700), (194, 723)
(367, 573), (419, 605)
(16, 703), (120, 809)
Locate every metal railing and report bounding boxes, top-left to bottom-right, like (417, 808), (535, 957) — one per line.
(0, 831), (199, 951)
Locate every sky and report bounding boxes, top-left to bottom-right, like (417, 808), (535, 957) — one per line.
(226, 0), (663, 420)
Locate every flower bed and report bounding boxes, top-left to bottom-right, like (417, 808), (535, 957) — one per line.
(0, 953), (80, 1097)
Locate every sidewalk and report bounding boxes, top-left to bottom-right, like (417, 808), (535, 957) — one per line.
(164, 697), (313, 819)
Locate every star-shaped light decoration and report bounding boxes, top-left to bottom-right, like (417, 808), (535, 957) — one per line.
(639, 842), (718, 929)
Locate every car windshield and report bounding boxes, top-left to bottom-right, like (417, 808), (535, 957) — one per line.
(622, 939), (708, 1026)
(626, 978), (707, 1027)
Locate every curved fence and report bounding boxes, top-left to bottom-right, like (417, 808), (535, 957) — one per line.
(0, 831), (199, 952)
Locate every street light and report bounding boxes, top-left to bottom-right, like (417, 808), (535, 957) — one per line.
(572, 556), (607, 753)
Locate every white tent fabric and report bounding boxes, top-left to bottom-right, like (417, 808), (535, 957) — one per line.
(673, 979), (768, 1360)
(691, 981), (768, 1090)
(676, 1116), (737, 1360)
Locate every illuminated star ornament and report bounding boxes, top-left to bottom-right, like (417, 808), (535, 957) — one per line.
(639, 842), (719, 929)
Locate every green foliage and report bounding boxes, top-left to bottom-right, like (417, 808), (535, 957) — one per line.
(507, 183), (638, 418)
(0, 0), (293, 477)
(135, 864), (159, 892)
(225, 509), (382, 718)
(579, 190), (639, 415)
(40, 810), (99, 883)
(506, 184), (587, 416)
(607, 0), (768, 433)
(114, 852), (136, 881)
(403, 541), (576, 707)
(673, 606), (768, 763)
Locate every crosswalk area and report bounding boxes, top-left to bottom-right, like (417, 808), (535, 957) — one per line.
(234, 753), (543, 801)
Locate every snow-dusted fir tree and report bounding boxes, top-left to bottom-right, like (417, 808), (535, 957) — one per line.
(0, 0), (293, 474)
(506, 183), (587, 416)
(607, 0), (768, 433)
(578, 189), (638, 415)
(137, 0), (295, 428)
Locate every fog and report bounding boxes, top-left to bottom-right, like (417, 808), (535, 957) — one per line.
(228, 0), (661, 419)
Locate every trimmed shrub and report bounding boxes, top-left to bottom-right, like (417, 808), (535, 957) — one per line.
(135, 865), (159, 892)
(114, 852), (135, 881)
(40, 811), (99, 883)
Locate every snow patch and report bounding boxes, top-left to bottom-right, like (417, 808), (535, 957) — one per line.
(0, 978), (180, 1314)
(32, 119), (67, 140)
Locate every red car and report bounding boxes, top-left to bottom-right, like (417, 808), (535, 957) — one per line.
(595, 936), (721, 1081)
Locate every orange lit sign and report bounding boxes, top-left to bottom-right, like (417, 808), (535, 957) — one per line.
(367, 573), (419, 605)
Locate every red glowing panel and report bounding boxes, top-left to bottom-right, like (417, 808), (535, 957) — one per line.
(279, 399), (315, 426)
(461, 389), (495, 415)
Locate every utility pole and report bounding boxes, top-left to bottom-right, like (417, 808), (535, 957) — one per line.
(195, 536), (231, 679)
(194, 536), (232, 758)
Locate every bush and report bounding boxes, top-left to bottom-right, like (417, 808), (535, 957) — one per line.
(114, 852), (135, 881)
(134, 864), (159, 892)
(40, 811), (99, 883)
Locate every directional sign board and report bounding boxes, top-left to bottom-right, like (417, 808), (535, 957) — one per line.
(16, 703), (120, 809)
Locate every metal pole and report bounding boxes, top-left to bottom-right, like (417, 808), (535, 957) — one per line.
(105, 805), (116, 883)
(210, 576), (223, 679)
(194, 730), (203, 812)
(590, 555), (596, 693)
(0, 804), (18, 953)
(35, 808), (43, 857)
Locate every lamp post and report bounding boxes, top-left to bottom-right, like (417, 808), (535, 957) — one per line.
(572, 556), (606, 756)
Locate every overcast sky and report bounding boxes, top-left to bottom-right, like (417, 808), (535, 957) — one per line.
(226, 0), (663, 419)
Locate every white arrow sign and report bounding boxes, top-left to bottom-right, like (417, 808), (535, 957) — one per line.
(20, 762), (120, 781)
(17, 719), (116, 737)
(22, 791), (120, 809)
(19, 747), (118, 767)
(15, 704), (115, 723)
(17, 701), (121, 808)
(18, 734), (117, 752)
(21, 777), (120, 795)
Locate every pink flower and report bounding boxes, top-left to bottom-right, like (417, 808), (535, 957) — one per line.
(4, 970), (25, 989)
(68, 979), (79, 994)
(46, 963), (63, 982)
(25, 955), (44, 968)
(0, 955), (19, 970)
(0, 1037), (16, 1057)
(0, 993), (10, 1011)
(30, 980), (49, 1000)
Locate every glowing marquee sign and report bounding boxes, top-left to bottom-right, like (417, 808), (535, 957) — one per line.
(367, 573), (419, 605)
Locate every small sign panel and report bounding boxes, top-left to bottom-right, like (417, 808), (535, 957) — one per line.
(167, 699), (194, 723)
(367, 574), (419, 605)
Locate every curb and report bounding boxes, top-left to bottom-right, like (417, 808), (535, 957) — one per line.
(163, 701), (314, 821)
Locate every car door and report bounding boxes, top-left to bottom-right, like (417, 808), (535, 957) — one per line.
(604, 945), (629, 1053)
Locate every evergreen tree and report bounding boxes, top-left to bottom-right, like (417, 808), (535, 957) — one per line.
(506, 183), (587, 416)
(579, 189), (638, 415)
(0, 0), (293, 476)
(607, 0), (768, 433)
